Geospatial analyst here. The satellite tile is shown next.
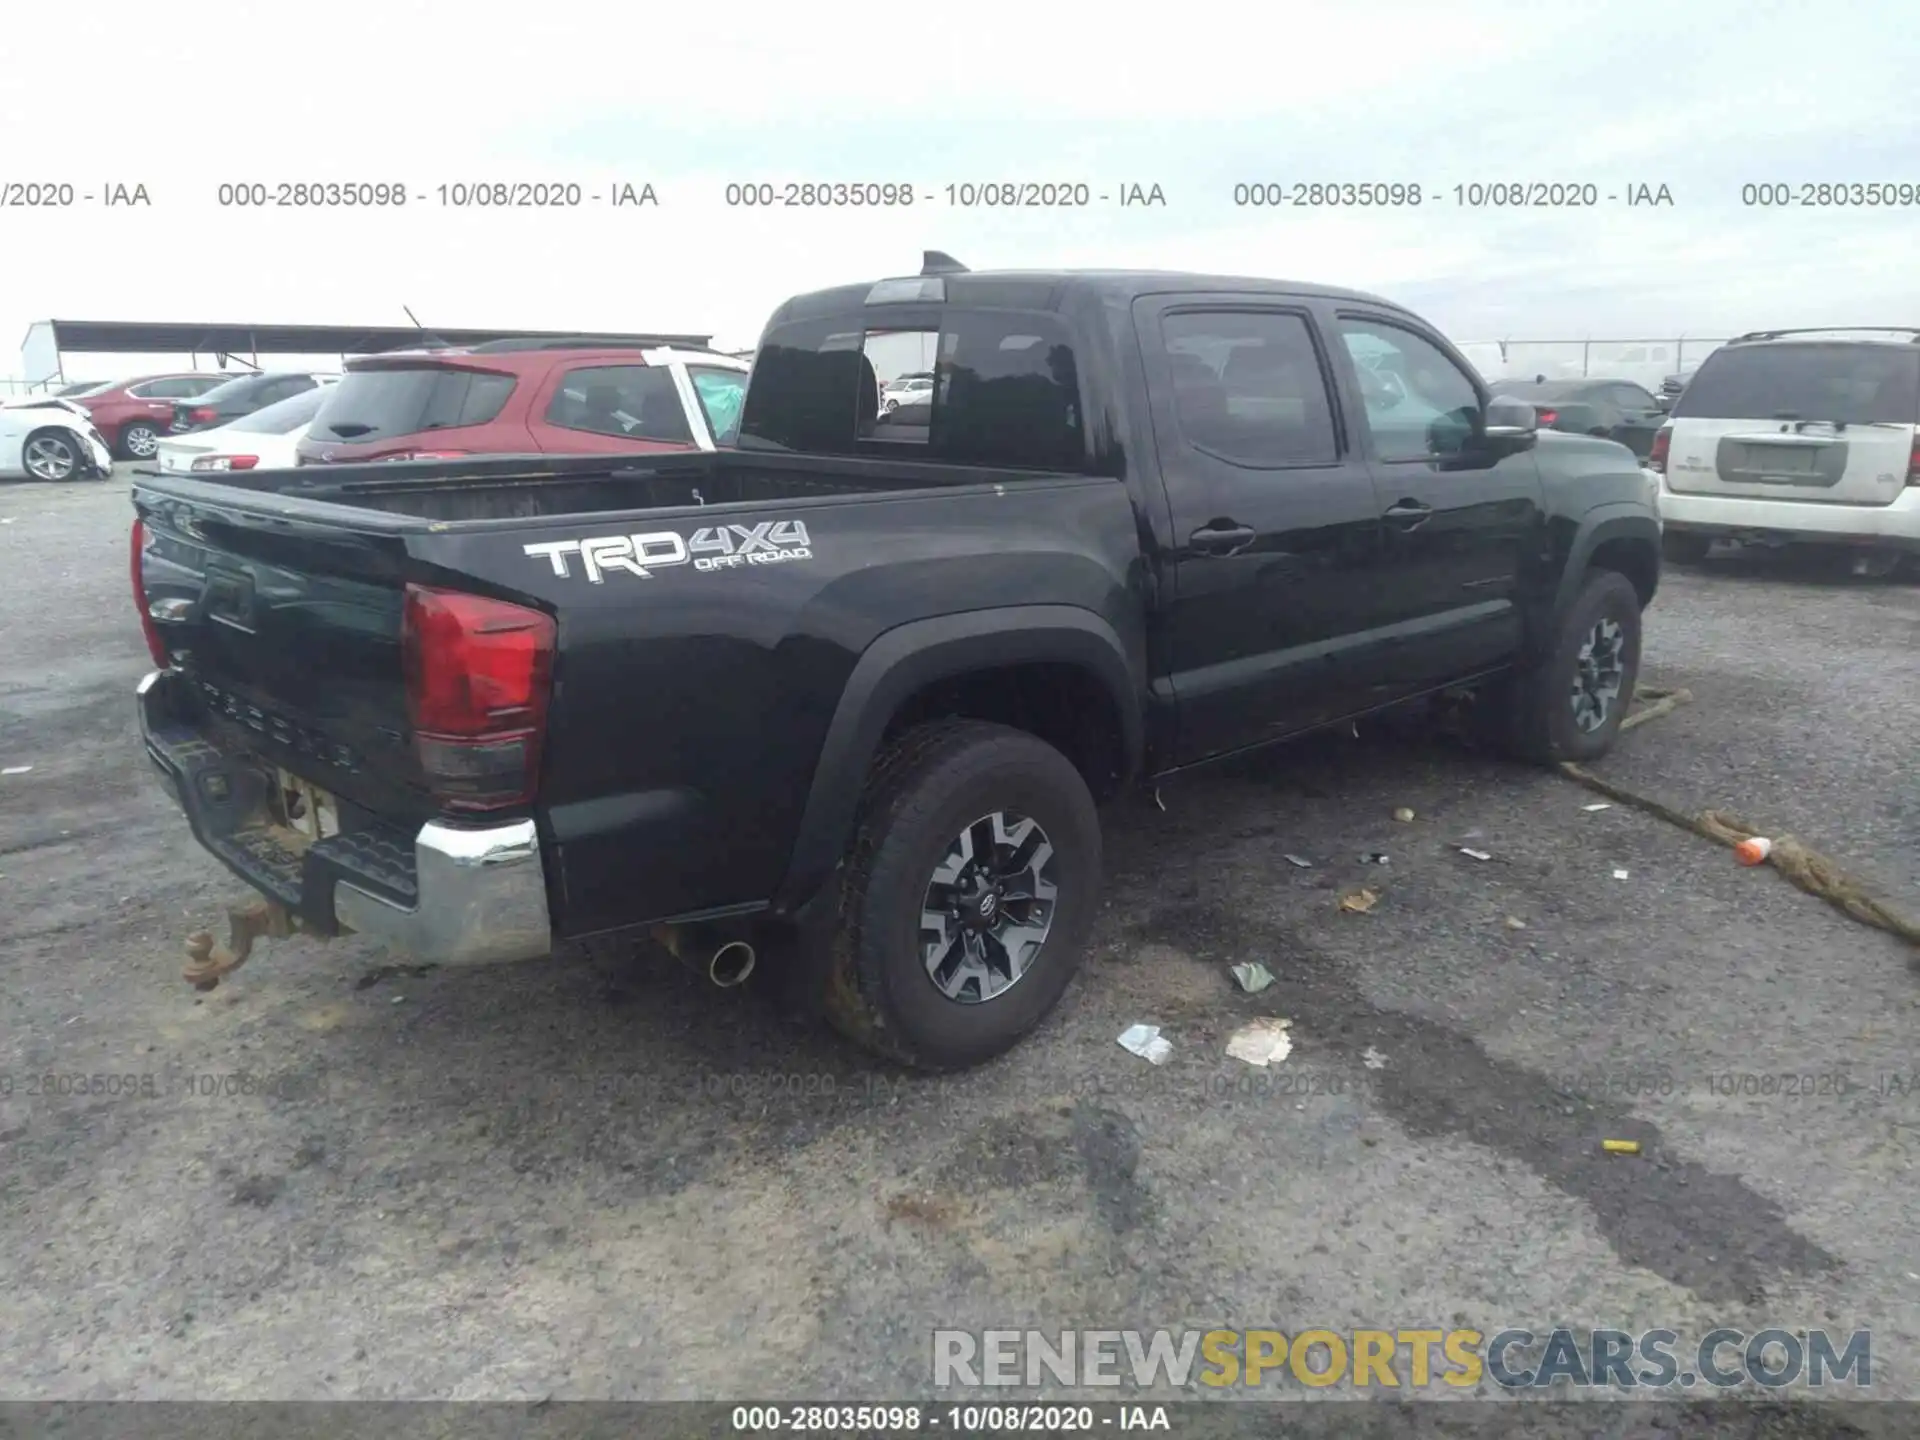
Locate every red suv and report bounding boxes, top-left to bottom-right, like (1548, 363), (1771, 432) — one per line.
(69, 373), (232, 459)
(294, 341), (749, 464)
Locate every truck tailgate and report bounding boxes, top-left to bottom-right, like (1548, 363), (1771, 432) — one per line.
(134, 485), (431, 826)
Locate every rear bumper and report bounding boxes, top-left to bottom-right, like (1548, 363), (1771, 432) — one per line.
(1659, 482), (1920, 550)
(136, 669), (553, 966)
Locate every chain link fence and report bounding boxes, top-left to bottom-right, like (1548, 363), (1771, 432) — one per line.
(1459, 337), (1731, 389)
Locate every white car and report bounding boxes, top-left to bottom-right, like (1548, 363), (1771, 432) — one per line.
(880, 373), (934, 413)
(0, 395), (115, 482)
(1652, 328), (1920, 576)
(153, 385), (333, 474)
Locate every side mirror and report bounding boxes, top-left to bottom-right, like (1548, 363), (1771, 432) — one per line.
(1481, 395), (1538, 454)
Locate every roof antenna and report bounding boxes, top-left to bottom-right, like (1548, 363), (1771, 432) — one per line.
(402, 304), (451, 350)
(921, 250), (969, 276)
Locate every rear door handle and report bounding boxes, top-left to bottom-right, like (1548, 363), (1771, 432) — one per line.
(1189, 523), (1257, 556)
(1383, 501), (1432, 531)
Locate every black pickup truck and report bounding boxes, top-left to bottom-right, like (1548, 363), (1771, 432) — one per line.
(131, 253), (1661, 1070)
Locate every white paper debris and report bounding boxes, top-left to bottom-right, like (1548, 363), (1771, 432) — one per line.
(1, 765), (30, 776)
(1582, 803), (1613, 812)
(1612, 868), (1630, 880)
(1361, 1046), (1387, 1070)
(1229, 961), (1274, 994)
(1458, 846), (1492, 861)
(1118, 1023), (1172, 1065)
(1282, 854), (1314, 869)
(1227, 1017), (1293, 1068)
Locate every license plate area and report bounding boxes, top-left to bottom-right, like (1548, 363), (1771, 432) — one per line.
(1717, 437), (1845, 487)
(274, 768), (341, 842)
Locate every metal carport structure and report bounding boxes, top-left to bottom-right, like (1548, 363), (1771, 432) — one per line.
(19, 320), (715, 387)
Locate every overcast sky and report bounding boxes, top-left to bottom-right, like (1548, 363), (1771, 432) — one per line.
(6, 0), (1916, 382)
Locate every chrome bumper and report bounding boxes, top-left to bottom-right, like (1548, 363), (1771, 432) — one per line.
(332, 819), (553, 966)
(137, 668), (554, 968)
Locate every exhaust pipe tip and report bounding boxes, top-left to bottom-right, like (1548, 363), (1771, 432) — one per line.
(709, 939), (756, 988)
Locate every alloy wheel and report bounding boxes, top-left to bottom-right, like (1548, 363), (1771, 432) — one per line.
(919, 810), (1059, 1004)
(24, 435), (77, 481)
(124, 425), (159, 458)
(1570, 616), (1626, 734)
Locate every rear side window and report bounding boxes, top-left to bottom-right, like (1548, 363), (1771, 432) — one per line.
(738, 309), (1085, 471)
(1161, 311), (1338, 467)
(310, 366), (515, 442)
(1671, 343), (1920, 425)
(688, 366), (747, 444)
(546, 364), (693, 443)
(131, 377), (204, 399)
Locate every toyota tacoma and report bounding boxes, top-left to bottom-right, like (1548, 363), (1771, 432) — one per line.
(130, 252), (1661, 1070)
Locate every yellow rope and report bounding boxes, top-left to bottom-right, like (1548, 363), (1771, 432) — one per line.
(1559, 687), (1920, 948)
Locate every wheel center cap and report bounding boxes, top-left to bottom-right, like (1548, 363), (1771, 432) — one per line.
(976, 891), (998, 922)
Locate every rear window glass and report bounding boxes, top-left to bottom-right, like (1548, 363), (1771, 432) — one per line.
(225, 387), (328, 435)
(738, 309), (1084, 471)
(1672, 343), (1920, 425)
(310, 366), (515, 443)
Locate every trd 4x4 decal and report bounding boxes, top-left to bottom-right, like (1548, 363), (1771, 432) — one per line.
(524, 520), (812, 583)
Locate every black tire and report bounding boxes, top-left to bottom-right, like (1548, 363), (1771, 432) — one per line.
(21, 429), (81, 482)
(1662, 531), (1711, 564)
(824, 719), (1101, 1071)
(117, 421), (160, 461)
(1502, 568), (1645, 764)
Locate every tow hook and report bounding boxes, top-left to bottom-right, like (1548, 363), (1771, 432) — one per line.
(183, 899), (296, 991)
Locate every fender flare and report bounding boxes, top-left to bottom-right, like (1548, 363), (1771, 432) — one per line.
(771, 605), (1144, 914)
(1554, 503), (1661, 619)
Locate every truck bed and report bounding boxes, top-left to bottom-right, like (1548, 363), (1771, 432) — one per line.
(131, 448), (1144, 937)
(141, 450), (1045, 526)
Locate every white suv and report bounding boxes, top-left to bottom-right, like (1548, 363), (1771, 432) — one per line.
(1651, 328), (1920, 575)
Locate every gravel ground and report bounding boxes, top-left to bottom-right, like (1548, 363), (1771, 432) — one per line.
(1, 474), (1916, 1425)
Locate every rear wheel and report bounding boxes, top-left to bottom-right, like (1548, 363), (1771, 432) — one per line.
(118, 421), (160, 460)
(1662, 531), (1712, 564)
(22, 429), (80, 482)
(1500, 568), (1644, 764)
(824, 720), (1101, 1071)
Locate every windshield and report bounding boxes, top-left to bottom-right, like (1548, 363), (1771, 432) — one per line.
(1671, 343), (1920, 424)
(688, 366), (746, 445)
(224, 387), (330, 434)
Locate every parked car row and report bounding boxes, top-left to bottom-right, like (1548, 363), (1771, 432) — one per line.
(15, 339), (754, 481)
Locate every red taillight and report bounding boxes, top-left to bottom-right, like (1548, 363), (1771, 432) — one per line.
(188, 406), (217, 425)
(401, 585), (554, 811)
(189, 454), (259, 471)
(1908, 436), (1919, 486)
(1648, 426), (1672, 474)
(1536, 408), (1559, 426)
(131, 519), (168, 666)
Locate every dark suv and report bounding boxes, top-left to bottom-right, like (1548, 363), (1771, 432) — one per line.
(170, 372), (338, 435)
(294, 342), (749, 464)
